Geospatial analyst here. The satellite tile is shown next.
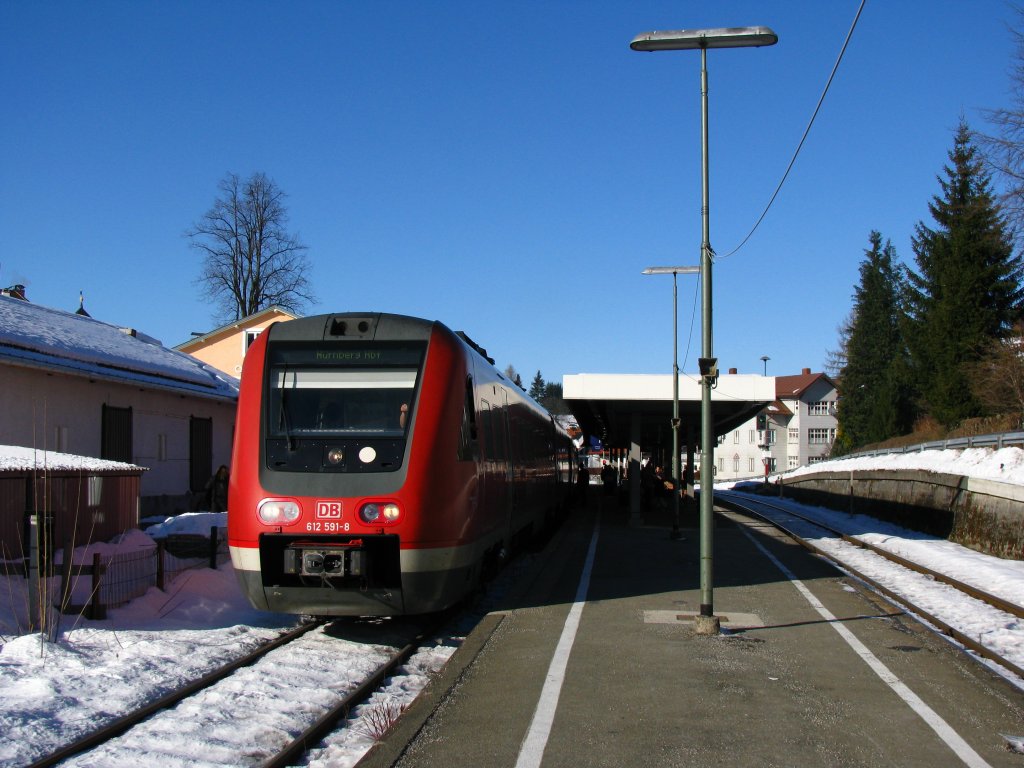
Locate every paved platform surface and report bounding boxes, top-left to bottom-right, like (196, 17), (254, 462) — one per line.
(360, 491), (1024, 767)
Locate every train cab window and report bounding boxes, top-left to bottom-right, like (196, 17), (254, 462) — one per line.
(269, 368), (418, 438)
(458, 376), (478, 462)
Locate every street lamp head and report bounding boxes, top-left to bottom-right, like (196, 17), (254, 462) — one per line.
(630, 26), (778, 52)
(642, 266), (700, 276)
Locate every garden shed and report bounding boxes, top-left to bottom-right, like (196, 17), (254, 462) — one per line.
(0, 445), (145, 567)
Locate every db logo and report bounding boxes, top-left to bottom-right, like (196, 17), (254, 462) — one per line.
(315, 501), (343, 519)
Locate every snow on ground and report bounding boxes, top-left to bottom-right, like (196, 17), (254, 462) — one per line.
(4, 445), (1024, 766)
(0, 511), (460, 768)
(783, 444), (1024, 484)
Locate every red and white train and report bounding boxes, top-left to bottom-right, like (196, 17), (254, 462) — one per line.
(228, 312), (575, 616)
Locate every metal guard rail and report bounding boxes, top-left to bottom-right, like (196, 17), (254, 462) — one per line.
(845, 430), (1024, 459)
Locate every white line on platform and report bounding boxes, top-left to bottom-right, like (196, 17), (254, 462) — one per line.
(740, 526), (992, 768)
(515, 515), (601, 768)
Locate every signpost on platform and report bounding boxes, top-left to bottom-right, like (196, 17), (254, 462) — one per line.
(631, 25), (778, 634)
(642, 265), (698, 541)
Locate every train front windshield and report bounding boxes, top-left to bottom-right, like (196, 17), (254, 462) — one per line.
(269, 368), (419, 438)
(263, 343), (426, 474)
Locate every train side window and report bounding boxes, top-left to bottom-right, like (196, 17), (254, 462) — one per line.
(458, 376), (478, 461)
(480, 400), (494, 460)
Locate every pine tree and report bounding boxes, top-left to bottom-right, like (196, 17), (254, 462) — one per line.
(541, 381), (569, 414)
(835, 231), (914, 453)
(905, 120), (1024, 429)
(529, 370), (546, 401)
(504, 365), (523, 389)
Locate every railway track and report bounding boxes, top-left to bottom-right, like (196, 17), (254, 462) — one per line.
(26, 615), (443, 768)
(715, 489), (1024, 682)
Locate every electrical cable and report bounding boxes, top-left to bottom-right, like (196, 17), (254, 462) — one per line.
(718, 0), (867, 261)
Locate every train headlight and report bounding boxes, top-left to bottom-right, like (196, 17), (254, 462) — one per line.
(258, 499), (301, 525)
(359, 501), (401, 525)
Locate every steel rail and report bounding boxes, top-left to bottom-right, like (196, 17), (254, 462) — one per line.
(718, 490), (1024, 621)
(715, 491), (1024, 681)
(26, 620), (323, 768)
(260, 614), (447, 768)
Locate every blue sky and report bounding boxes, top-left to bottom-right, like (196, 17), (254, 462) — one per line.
(1, 1), (1020, 384)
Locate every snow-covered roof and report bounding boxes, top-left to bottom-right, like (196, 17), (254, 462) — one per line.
(0, 444), (145, 473)
(0, 296), (239, 401)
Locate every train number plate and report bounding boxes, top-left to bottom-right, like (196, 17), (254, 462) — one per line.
(315, 500), (343, 519)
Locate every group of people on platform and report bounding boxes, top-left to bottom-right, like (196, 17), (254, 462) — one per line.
(577, 458), (682, 510)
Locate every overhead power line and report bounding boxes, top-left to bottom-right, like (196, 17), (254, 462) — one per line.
(719, 0), (867, 261)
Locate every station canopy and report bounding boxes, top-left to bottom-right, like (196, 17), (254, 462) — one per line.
(563, 373), (775, 450)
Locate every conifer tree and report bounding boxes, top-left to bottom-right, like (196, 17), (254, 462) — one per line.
(503, 365), (523, 388)
(835, 232), (913, 453)
(905, 120), (1024, 428)
(529, 370), (546, 401)
(541, 381), (569, 414)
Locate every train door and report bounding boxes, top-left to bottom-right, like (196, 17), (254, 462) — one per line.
(500, 388), (517, 548)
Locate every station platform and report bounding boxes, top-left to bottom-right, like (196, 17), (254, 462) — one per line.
(359, 492), (1024, 767)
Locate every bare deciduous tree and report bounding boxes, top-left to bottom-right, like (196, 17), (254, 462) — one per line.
(977, 7), (1024, 244)
(188, 172), (315, 322)
(969, 329), (1024, 421)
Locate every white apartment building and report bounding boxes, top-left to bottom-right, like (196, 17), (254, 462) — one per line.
(714, 368), (838, 482)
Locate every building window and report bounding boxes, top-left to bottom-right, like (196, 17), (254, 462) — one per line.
(88, 476), (103, 507)
(748, 457), (756, 472)
(189, 416), (213, 493)
(732, 456), (739, 472)
(54, 425), (69, 453)
(788, 456), (799, 469)
(101, 404), (133, 463)
(788, 428), (799, 443)
(809, 401), (832, 416)
(757, 429), (777, 445)
(748, 430), (756, 444)
(244, 328), (263, 351)
(717, 457), (725, 473)
(733, 430), (739, 444)
(808, 428), (831, 444)
(808, 456), (825, 465)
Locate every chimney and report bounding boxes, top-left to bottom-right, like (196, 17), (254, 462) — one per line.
(728, 367), (737, 375)
(802, 368), (811, 375)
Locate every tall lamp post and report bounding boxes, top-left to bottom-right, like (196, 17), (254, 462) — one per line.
(761, 355), (770, 376)
(632, 26), (778, 633)
(642, 265), (699, 541)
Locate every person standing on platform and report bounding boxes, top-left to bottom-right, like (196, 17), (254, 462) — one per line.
(600, 461), (618, 496)
(576, 462), (589, 505)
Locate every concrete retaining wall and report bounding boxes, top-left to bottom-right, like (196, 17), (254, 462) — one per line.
(779, 470), (1024, 560)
